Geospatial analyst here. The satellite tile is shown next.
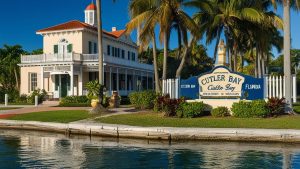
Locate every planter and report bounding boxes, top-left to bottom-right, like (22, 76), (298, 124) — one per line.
(91, 99), (99, 108)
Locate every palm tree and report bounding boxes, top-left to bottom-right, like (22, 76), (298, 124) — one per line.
(127, 0), (199, 89)
(93, 0), (116, 113)
(270, 0), (300, 112)
(191, 0), (280, 71)
(126, 0), (161, 93)
(0, 45), (24, 91)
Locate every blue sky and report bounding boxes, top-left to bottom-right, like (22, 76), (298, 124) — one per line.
(0, 0), (299, 57)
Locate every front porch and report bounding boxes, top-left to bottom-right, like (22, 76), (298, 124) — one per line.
(41, 65), (154, 99)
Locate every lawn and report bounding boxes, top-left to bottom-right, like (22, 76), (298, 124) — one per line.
(0, 107), (22, 111)
(97, 112), (300, 129)
(7, 110), (90, 123)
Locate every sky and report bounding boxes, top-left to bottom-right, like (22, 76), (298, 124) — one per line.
(0, 0), (299, 58)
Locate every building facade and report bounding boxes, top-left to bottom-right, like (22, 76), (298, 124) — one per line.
(19, 3), (154, 99)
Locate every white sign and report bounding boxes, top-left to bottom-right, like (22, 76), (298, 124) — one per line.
(198, 67), (245, 98)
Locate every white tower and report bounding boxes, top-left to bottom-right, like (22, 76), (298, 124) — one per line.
(85, 2), (97, 27)
(216, 39), (227, 66)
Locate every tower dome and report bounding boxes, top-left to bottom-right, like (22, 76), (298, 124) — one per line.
(84, 2), (97, 27)
(86, 3), (97, 10)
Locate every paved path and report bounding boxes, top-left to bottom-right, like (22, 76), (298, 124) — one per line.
(0, 101), (91, 118)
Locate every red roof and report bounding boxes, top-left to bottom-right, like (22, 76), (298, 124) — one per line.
(37, 20), (125, 39)
(86, 3), (96, 10)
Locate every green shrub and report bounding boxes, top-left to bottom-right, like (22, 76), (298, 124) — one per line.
(211, 107), (230, 117)
(58, 103), (91, 107)
(231, 100), (270, 118)
(120, 96), (131, 105)
(176, 102), (206, 118)
(60, 96), (90, 104)
(27, 89), (47, 104)
(129, 91), (157, 109)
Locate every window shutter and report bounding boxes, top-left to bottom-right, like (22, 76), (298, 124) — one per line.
(89, 41), (92, 54)
(107, 45), (111, 55)
(94, 43), (97, 54)
(67, 44), (73, 53)
(54, 45), (58, 54)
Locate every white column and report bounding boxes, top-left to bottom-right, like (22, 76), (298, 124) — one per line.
(109, 67), (112, 95)
(79, 67), (83, 95)
(125, 69), (128, 95)
(41, 67), (44, 90)
(70, 65), (74, 96)
(293, 75), (297, 103)
(117, 68), (119, 92)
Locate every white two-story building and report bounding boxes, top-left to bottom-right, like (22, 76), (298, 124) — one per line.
(19, 3), (154, 99)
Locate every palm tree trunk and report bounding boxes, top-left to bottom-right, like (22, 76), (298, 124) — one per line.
(176, 40), (192, 78)
(14, 68), (19, 90)
(255, 47), (259, 78)
(152, 34), (161, 93)
(258, 52), (262, 78)
(162, 31), (168, 80)
(284, 0), (292, 112)
(93, 0), (104, 113)
(261, 54), (265, 76)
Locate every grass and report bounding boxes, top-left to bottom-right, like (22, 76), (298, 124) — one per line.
(97, 112), (300, 129)
(7, 110), (90, 123)
(0, 107), (22, 111)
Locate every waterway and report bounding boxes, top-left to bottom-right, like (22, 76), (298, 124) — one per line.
(0, 129), (300, 168)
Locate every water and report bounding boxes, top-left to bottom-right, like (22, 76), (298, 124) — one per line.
(0, 130), (300, 169)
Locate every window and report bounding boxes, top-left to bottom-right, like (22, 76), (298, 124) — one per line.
(128, 51), (130, 60)
(89, 12), (94, 24)
(132, 53), (136, 61)
(54, 45), (58, 54)
(107, 45), (111, 55)
(94, 43), (97, 54)
(88, 41), (92, 54)
(117, 48), (120, 58)
(29, 73), (37, 92)
(121, 50), (125, 59)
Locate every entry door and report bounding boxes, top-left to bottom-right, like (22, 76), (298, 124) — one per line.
(61, 75), (70, 97)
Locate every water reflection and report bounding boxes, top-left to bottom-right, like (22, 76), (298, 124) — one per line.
(0, 130), (300, 168)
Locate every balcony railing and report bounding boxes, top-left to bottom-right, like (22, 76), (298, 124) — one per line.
(21, 53), (153, 71)
(21, 53), (82, 63)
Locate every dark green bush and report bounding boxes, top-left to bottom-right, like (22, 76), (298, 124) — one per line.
(58, 103), (91, 107)
(60, 96), (90, 104)
(120, 96), (131, 105)
(129, 91), (157, 109)
(176, 102), (206, 118)
(231, 100), (270, 118)
(211, 107), (230, 117)
(59, 96), (90, 107)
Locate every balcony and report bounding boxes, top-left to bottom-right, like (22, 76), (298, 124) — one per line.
(21, 53), (154, 71)
(21, 53), (82, 63)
